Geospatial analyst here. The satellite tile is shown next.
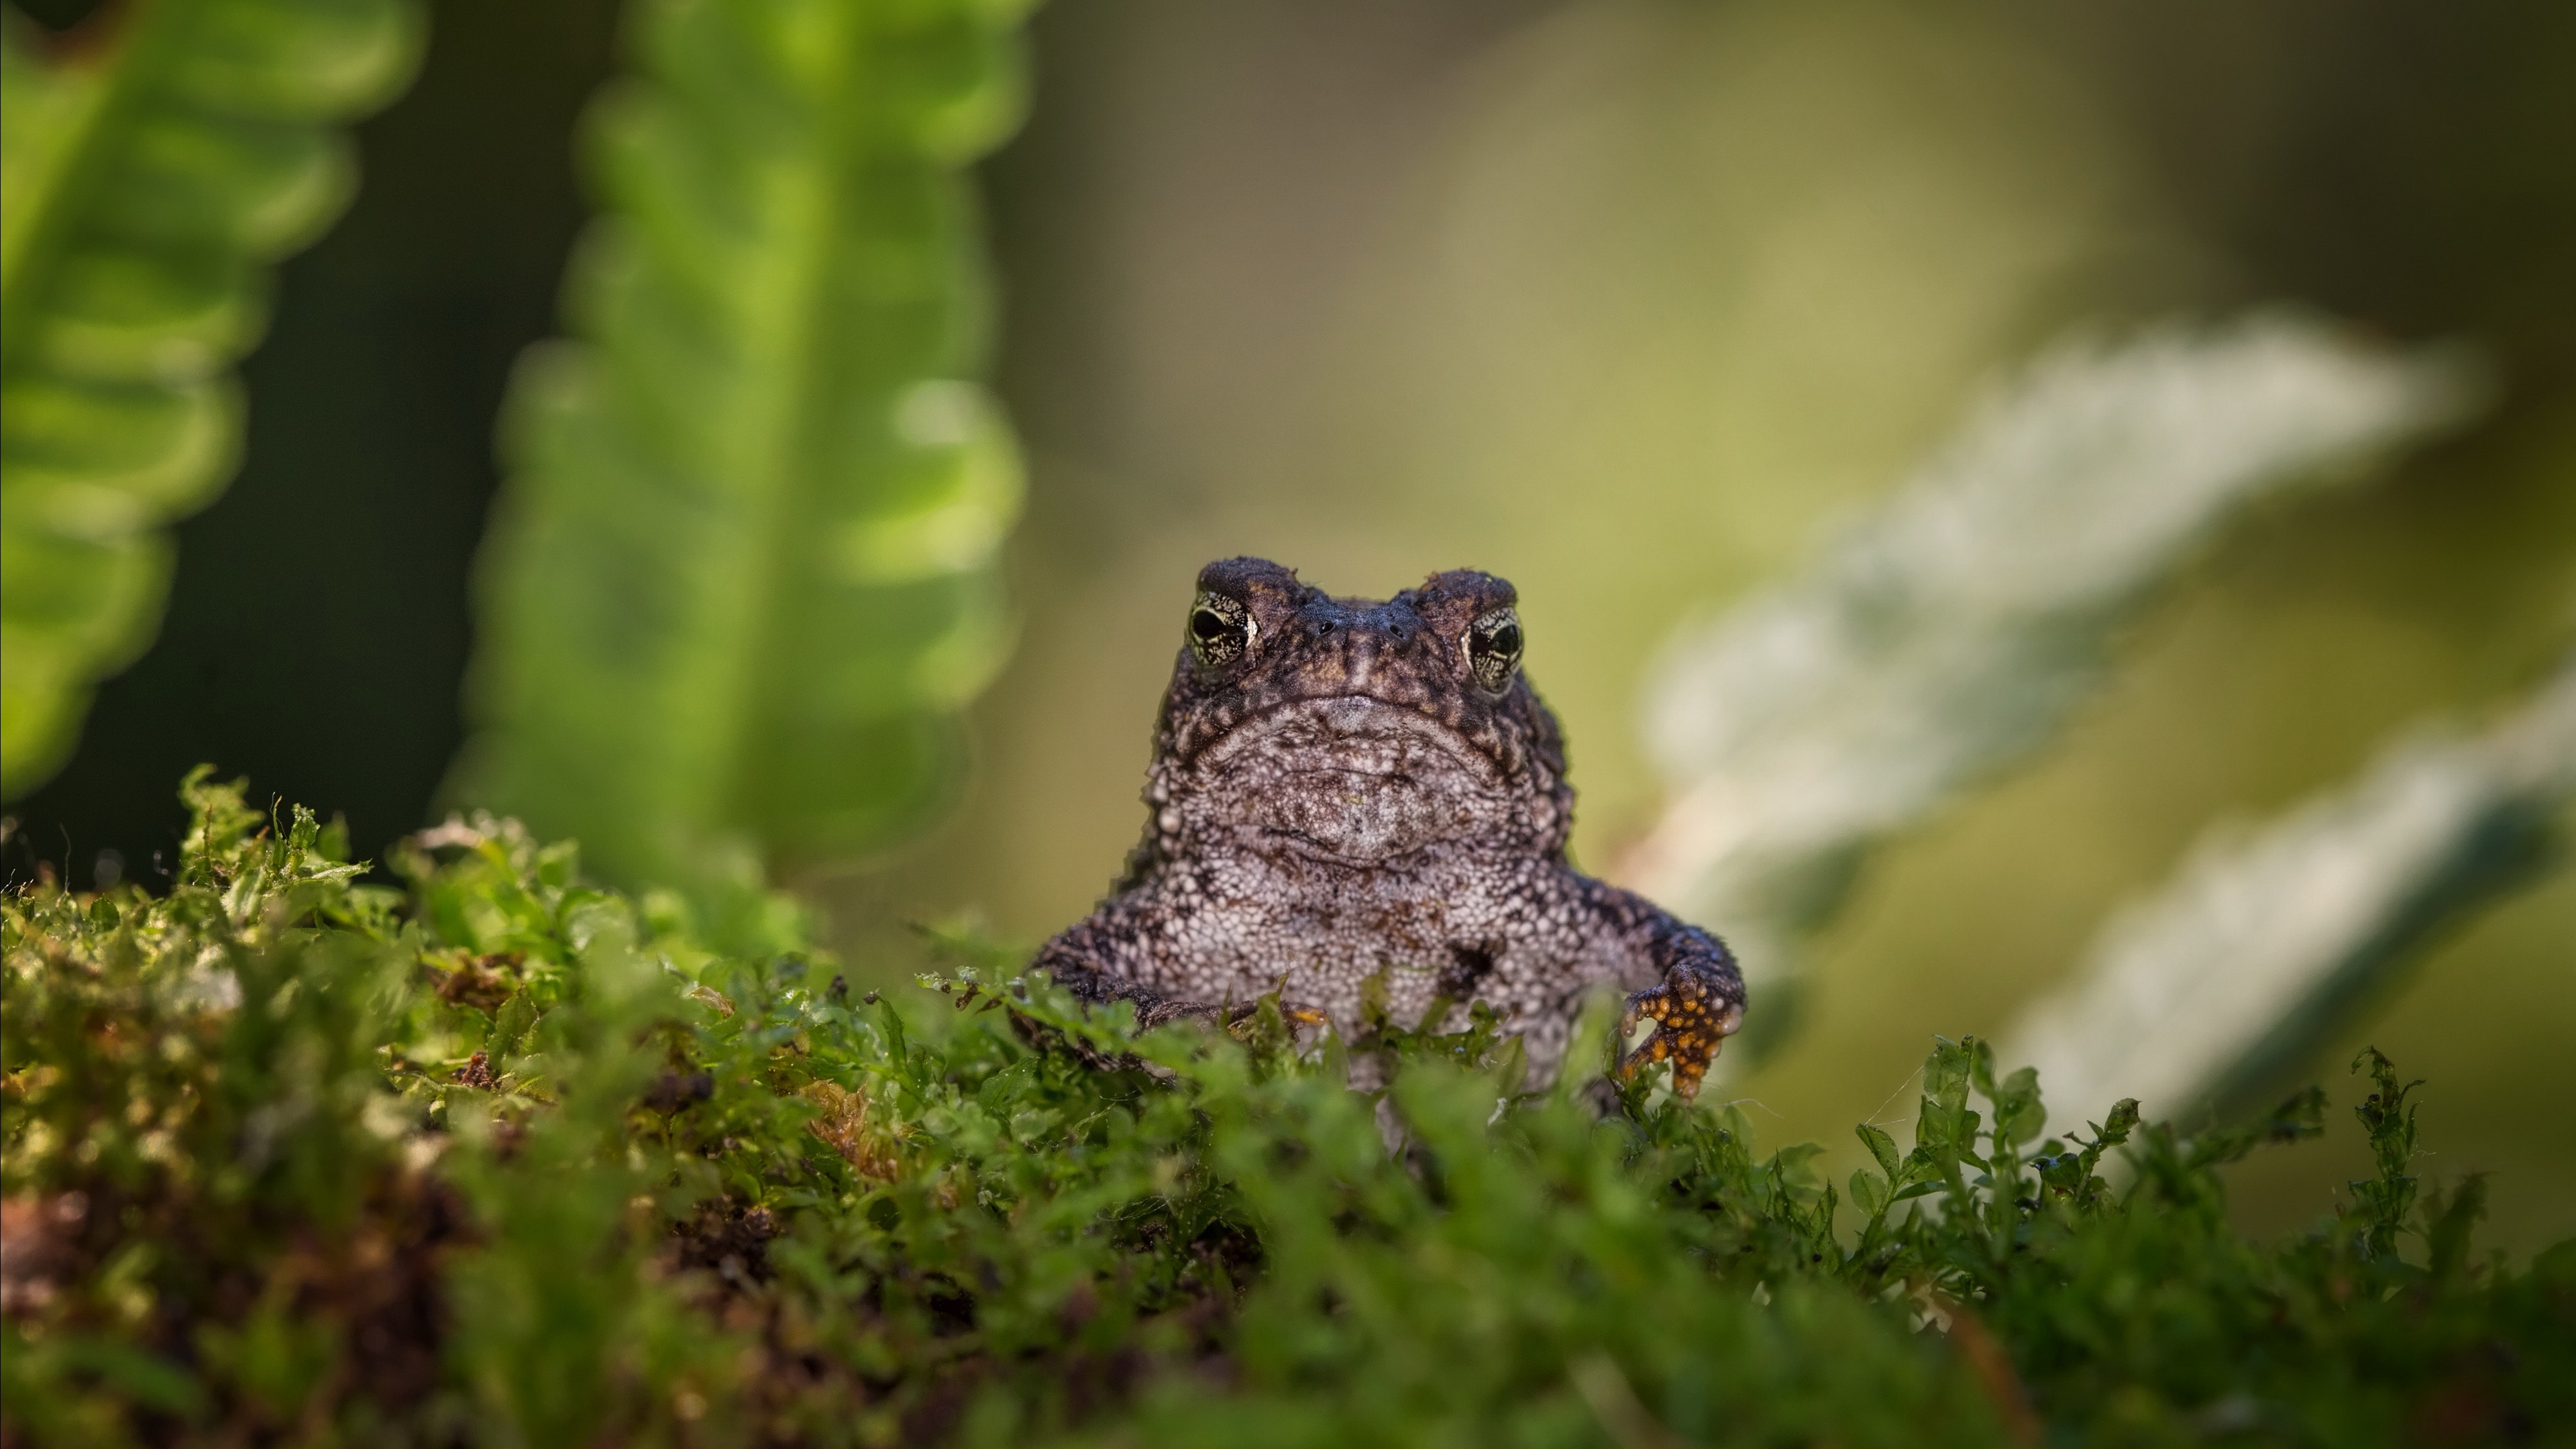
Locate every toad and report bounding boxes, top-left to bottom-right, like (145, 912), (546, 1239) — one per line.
(1034, 557), (1745, 1095)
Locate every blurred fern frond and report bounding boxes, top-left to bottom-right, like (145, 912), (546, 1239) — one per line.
(1619, 314), (2483, 1046)
(2002, 659), (2575, 1134)
(453, 0), (1035, 920)
(0, 0), (425, 798)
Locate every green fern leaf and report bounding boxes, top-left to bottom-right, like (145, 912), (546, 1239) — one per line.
(453, 0), (1035, 898)
(0, 0), (425, 797)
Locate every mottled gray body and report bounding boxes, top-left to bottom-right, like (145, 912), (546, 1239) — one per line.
(1036, 558), (1746, 1093)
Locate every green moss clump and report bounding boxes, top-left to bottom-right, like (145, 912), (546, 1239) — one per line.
(4, 775), (2569, 1446)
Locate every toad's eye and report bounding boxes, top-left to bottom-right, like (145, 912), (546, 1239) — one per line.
(1188, 592), (1254, 667)
(1466, 607), (1522, 692)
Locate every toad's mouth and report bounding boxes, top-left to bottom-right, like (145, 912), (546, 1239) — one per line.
(1187, 696), (1513, 861)
(1196, 695), (1499, 777)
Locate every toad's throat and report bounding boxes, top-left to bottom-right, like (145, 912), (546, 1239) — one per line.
(1240, 778), (1489, 861)
(1186, 718), (1510, 863)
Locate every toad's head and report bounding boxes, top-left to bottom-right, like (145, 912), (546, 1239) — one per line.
(1142, 557), (1574, 865)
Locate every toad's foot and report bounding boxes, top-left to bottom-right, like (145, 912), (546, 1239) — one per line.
(1145, 998), (1330, 1042)
(1013, 983), (1326, 1076)
(1033, 956), (1322, 1036)
(1617, 961), (1745, 1099)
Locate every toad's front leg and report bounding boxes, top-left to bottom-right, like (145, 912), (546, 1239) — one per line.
(1574, 879), (1746, 1099)
(1031, 904), (1324, 1036)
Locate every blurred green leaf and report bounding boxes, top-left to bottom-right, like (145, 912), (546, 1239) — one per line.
(1625, 315), (2487, 1067)
(0, 0), (425, 798)
(2005, 660), (2576, 1136)
(453, 0), (1036, 911)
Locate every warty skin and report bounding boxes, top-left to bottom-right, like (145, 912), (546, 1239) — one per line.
(1034, 557), (1745, 1095)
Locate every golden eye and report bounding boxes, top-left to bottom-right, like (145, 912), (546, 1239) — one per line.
(1466, 607), (1521, 692)
(1188, 592), (1254, 667)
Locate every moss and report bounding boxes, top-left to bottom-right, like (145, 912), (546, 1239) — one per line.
(3, 773), (2569, 1446)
